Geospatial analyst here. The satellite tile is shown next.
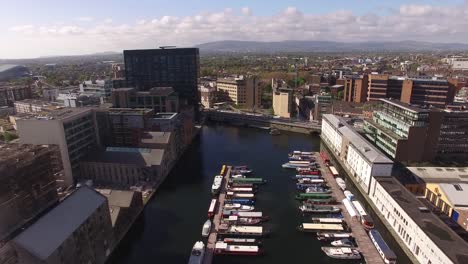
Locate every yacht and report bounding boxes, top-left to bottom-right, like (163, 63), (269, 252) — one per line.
(188, 241), (205, 264)
(321, 247), (361, 260)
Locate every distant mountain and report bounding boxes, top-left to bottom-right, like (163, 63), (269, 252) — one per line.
(196, 40), (468, 53)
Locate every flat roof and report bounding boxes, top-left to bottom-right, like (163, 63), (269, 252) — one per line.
(140, 131), (171, 145)
(323, 114), (393, 164)
(407, 167), (468, 183)
(380, 99), (430, 113)
(375, 177), (468, 264)
(13, 187), (106, 260)
(154, 112), (178, 119)
(84, 147), (164, 166)
(14, 107), (93, 121)
(438, 183), (468, 207)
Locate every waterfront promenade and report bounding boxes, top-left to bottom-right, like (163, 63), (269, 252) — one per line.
(203, 166), (231, 264)
(316, 154), (384, 264)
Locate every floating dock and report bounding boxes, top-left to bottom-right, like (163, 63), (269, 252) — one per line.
(316, 153), (385, 264)
(203, 166), (231, 264)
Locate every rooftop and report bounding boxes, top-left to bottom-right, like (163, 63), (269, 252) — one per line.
(375, 177), (468, 264)
(84, 147), (164, 166)
(140, 131), (171, 145)
(380, 99), (430, 113)
(438, 183), (468, 207)
(13, 187), (106, 260)
(407, 167), (468, 183)
(13, 107), (93, 121)
(323, 114), (393, 164)
(96, 189), (138, 226)
(153, 112), (178, 119)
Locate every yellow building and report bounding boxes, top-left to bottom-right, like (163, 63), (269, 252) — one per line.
(425, 183), (468, 231)
(217, 76), (261, 109)
(273, 88), (293, 118)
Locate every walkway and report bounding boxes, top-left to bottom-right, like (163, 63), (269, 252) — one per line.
(203, 166), (231, 264)
(316, 154), (384, 264)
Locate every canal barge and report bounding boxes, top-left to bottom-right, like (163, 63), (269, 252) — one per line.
(214, 242), (263, 255)
(298, 223), (344, 232)
(317, 232), (353, 241)
(299, 204), (341, 213)
(369, 229), (397, 264)
(218, 224), (269, 237)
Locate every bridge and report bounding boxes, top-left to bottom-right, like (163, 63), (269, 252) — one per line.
(204, 109), (321, 134)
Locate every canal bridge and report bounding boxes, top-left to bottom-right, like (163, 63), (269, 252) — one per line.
(204, 109), (321, 134)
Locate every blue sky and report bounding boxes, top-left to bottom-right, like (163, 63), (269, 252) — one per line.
(1, 0), (468, 58)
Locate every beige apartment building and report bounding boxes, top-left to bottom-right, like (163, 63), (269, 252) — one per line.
(273, 88), (293, 118)
(217, 76), (262, 109)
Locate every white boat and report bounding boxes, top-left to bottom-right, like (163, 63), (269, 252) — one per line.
(344, 190), (354, 201)
(211, 175), (223, 195)
(223, 203), (255, 211)
(336, 177), (346, 191)
(321, 247), (361, 260)
(231, 174), (245, 179)
(201, 219), (212, 237)
(331, 238), (354, 247)
(188, 241), (205, 264)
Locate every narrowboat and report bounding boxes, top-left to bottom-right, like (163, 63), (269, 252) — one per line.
(223, 238), (258, 244)
(297, 178), (325, 184)
(305, 187), (332, 194)
(226, 192), (255, 199)
(222, 215), (263, 226)
(214, 242), (263, 256)
(230, 178), (266, 184)
(207, 199), (217, 218)
(225, 198), (255, 205)
(223, 203), (255, 211)
(294, 174), (322, 179)
(369, 230), (397, 264)
(295, 193), (333, 200)
(311, 218), (344, 224)
(227, 187), (254, 193)
(303, 198), (337, 205)
(298, 169), (321, 175)
(299, 204), (341, 213)
(218, 224), (269, 237)
(352, 200), (375, 230)
(317, 232), (353, 241)
(298, 223), (344, 232)
(331, 238), (355, 247)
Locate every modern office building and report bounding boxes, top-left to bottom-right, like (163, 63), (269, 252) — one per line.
(272, 88), (293, 118)
(123, 48), (199, 108)
(14, 99), (61, 114)
(217, 76), (262, 109)
(16, 108), (97, 186)
(0, 86), (32, 107)
(343, 75), (368, 103)
(198, 85), (218, 109)
(111, 87), (179, 114)
(313, 94), (332, 121)
(12, 187), (114, 264)
(0, 144), (60, 241)
(364, 99), (468, 162)
(79, 80), (113, 98)
(321, 114), (394, 193)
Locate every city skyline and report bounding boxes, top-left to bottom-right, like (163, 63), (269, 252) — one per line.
(1, 0), (468, 58)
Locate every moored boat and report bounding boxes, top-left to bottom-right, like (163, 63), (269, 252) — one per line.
(231, 174), (246, 179)
(336, 177), (346, 191)
(214, 242), (263, 255)
(218, 224), (268, 237)
(305, 187), (332, 194)
(298, 223), (344, 232)
(297, 183), (328, 190)
(223, 238), (258, 244)
(223, 203), (255, 211)
(231, 169), (253, 175)
(321, 247), (361, 260)
(207, 199), (217, 218)
(295, 193), (333, 200)
(282, 161), (312, 169)
(303, 198), (337, 205)
(227, 187), (254, 193)
(289, 151), (314, 156)
(212, 175), (224, 195)
(344, 190), (354, 201)
(228, 183), (255, 188)
(294, 174), (322, 179)
(352, 200), (374, 230)
(317, 232), (353, 241)
(201, 219), (212, 237)
(225, 198), (255, 205)
(311, 218), (344, 224)
(369, 230), (397, 264)
(222, 215), (263, 226)
(297, 178), (325, 184)
(331, 238), (355, 247)
(299, 204), (341, 213)
(188, 241), (205, 264)
(297, 169), (321, 175)
(226, 192), (255, 199)
(230, 178), (266, 184)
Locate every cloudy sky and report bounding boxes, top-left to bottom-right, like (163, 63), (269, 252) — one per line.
(1, 0), (468, 58)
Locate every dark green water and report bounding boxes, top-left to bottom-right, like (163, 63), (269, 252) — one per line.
(109, 124), (364, 264)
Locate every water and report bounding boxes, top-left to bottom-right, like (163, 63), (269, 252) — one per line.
(109, 124), (364, 264)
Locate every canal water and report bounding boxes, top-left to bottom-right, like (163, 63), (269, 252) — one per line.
(108, 124), (364, 264)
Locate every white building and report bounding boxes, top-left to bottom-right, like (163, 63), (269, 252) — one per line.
(369, 177), (468, 264)
(321, 114), (393, 193)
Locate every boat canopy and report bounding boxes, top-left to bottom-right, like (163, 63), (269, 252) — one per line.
(302, 223), (344, 231)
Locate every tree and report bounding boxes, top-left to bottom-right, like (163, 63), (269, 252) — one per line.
(337, 90), (344, 100)
(3, 132), (18, 142)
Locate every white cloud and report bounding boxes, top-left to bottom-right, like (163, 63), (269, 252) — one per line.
(4, 3), (468, 58)
(76, 16), (94, 22)
(241, 7), (251, 16)
(104, 18), (113, 24)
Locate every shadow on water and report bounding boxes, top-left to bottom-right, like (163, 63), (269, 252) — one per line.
(108, 124), (364, 264)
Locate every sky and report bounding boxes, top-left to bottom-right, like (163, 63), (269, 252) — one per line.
(1, 0), (468, 58)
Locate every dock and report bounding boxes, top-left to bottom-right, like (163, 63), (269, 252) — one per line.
(203, 166), (231, 264)
(316, 154), (385, 264)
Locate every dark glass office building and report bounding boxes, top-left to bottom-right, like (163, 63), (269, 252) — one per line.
(123, 48), (200, 108)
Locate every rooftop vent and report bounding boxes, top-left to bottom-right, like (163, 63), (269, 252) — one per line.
(418, 207), (430, 212)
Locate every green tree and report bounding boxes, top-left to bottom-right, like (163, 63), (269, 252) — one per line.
(337, 90), (344, 100)
(3, 132), (18, 142)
